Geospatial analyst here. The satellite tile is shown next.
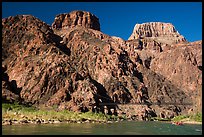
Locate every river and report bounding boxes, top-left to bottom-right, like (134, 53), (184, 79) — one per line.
(2, 121), (202, 135)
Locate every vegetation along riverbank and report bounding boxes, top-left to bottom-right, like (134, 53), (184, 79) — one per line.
(2, 102), (125, 125)
(2, 102), (202, 126)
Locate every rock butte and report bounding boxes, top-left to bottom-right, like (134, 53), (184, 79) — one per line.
(2, 10), (202, 121)
(52, 10), (100, 31)
(129, 22), (187, 47)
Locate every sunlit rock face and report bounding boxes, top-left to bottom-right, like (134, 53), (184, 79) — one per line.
(52, 10), (100, 31)
(129, 22), (186, 45)
(2, 11), (202, 120)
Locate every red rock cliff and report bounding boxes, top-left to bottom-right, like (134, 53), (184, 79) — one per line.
(52, 10), (100, 31)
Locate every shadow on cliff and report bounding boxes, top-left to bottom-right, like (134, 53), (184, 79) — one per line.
(2, 67), (23, 104)
(51, 33), (71, 56)
(140, 66), (194, 115)
(90, 77), (117, 114)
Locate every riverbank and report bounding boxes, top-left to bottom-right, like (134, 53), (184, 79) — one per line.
(182, 121), (202, 124)
(2, 103), (202, 126)
(2, 103), (126, 126)
(179, 118), (202, 125)
(171, 113), (202, 125)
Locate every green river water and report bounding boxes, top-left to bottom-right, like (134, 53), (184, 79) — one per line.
(2, 121), (202, 135)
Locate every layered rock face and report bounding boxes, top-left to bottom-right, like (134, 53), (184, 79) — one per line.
(150, 42), (202, 113)
(52, 10), (100, 31)
(129, 22), (186, 45)
(2, 11), (202, 120)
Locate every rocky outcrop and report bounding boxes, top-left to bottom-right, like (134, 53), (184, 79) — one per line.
(2, 11), (202, 120)
(2, 66), (21, 103)
(150, 42), (202, 113)
(129, 22), (187, 45)
(52, 10), (100, 31)
(2, 15), (57, 61)
(2, 15), (74, 107)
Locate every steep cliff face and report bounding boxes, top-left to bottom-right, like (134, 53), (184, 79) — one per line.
(2, 15), (55, 61)
(2, 15), (72, 106)
(150, 42), (202, 113)
(52, 10), (100, 31)
(129, 22), (186, 45)
(2, 11), (202, 120)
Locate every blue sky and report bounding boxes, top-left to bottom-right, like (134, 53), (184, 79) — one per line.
(2, 2), (202, 42)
